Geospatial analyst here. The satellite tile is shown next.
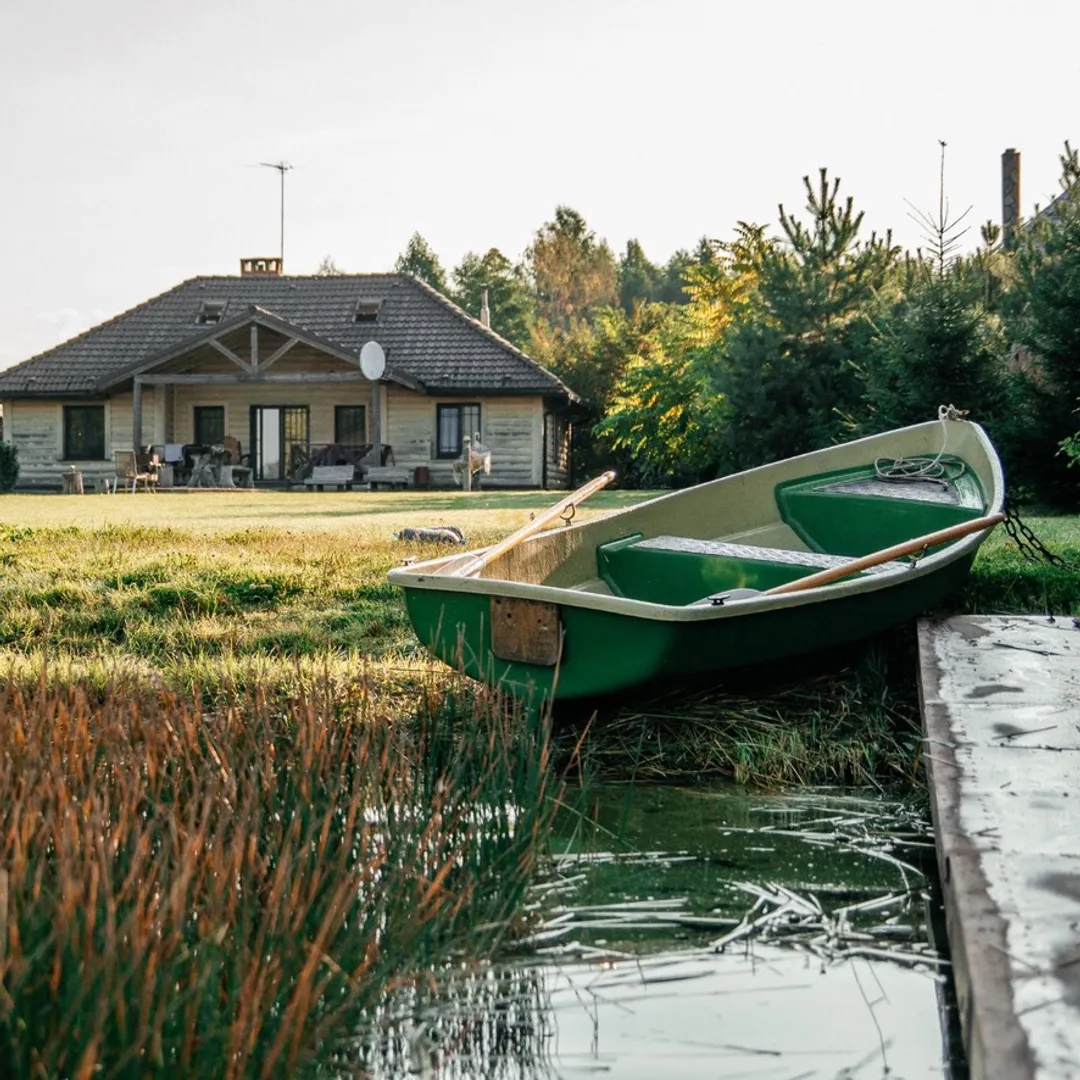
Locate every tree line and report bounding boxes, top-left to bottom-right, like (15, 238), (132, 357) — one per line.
(321, 143), (1080, 507)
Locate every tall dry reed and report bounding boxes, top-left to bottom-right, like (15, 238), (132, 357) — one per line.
(0, 671), (553, 1079)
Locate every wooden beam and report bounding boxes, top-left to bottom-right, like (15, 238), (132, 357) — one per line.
(249, 324), (259, 373)
(132, 377), (143, 451)
(257, 336), (300, 373)
(135, 372), (373, 386)
(208, 338), (249, 371)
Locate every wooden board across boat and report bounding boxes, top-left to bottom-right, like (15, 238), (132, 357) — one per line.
(388, 417), (1005, 702)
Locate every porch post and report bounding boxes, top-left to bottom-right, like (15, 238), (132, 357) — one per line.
(152, 383), (167, 445)
(132, 377), (143, 452)
(370, 379), (381, 466)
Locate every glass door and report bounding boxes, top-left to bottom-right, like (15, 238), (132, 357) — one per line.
(250, 406), (309, 481)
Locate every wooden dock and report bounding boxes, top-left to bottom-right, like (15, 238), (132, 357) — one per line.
(918, 615), (1080, 1079)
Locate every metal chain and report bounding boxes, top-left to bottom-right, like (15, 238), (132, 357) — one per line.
(1003, 505), (1078, 570)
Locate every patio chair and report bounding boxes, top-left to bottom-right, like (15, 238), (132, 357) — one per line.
(113, 449), (157, 494)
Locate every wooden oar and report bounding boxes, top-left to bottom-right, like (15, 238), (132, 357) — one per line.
(452, 470), (617, 578)
(763, 512), (1005, 596)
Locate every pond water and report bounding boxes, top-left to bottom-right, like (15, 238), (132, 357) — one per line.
(360, 785), (959, 1079)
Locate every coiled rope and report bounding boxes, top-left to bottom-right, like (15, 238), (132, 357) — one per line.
(873, 405), (968, 488)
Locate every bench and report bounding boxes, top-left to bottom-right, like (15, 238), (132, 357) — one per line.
(366, 466), (412, 491)
(304, 465), (356, 491)
(597, 534), (905, 605)
(632, 536), (903, 574)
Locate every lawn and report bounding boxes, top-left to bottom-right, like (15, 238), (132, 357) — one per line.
(0, 488), (658, 701)
(0, 487), (658, 534)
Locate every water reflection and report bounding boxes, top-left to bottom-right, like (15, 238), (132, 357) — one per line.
(358, 787), (952, 1079)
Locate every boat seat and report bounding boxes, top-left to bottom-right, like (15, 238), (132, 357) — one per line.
(633, 536), (903, 575)
(597, 534), (905, 606)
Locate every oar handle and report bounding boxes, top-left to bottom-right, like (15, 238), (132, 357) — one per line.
(452, 470), (617, 578)
(764, 512), (1005, 596)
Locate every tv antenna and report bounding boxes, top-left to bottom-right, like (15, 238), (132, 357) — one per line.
(259, 161), (294, 265)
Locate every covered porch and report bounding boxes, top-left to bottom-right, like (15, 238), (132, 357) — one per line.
(103, 306), (410, 488)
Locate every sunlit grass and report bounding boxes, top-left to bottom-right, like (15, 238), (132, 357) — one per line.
(0, 487), (658, 534)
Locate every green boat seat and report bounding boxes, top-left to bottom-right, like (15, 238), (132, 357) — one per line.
(774, 458), (986, 557)
(597, 534), (905, 606)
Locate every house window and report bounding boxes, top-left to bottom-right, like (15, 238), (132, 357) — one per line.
(63, 404), (105, 461)
(334, 405), (367, 445)
(436, 403), (480, 459)
(352, 299), (381, 323)
(194, 406), (225, 445)
(196, 300), (228, 325)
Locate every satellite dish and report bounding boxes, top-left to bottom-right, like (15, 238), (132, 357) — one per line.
(360, 340), (386, 381)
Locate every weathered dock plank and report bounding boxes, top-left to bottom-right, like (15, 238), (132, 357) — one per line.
(918, 615), (1080, 1080)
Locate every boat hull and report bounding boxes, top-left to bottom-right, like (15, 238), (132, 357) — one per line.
(402, 549), (976, 702)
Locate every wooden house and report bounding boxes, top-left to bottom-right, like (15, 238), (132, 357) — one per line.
(0, 261), (576, 490)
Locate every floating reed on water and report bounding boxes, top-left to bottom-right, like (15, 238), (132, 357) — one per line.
(555, 643), (923, 787)
(0, 671), (554, 1079)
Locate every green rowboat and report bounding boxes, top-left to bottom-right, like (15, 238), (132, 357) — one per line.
(388, 417), (1004, 703)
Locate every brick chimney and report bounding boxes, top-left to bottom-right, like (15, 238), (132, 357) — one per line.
(1002, 149), (1021, 247)
(240, 256), (284, 277)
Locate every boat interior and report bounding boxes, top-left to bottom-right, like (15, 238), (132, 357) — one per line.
(407, 420), (1000, 615)
(591, 457), (987, 605)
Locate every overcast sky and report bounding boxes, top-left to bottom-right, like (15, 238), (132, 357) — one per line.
(1, 0), (1077, 371)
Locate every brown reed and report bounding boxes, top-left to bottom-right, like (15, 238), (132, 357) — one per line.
(0, 671), (554, 1079)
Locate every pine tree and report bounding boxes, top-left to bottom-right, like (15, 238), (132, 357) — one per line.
(862, 142), (1007, 435)
(394, 233), (448, 293)
(864, 276), (1006, 432)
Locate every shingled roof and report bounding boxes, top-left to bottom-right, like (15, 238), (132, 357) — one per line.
(0, 273), (575, 401)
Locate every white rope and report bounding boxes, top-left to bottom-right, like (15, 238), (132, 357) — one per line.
(874, 405), (967, 487)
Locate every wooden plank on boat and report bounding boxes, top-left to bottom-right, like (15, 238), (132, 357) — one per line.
(491, 597), (562, 666)
(918, 615), (1080, 1080)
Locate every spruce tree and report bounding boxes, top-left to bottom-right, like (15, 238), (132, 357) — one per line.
(714, 170), (897, 470)
(394, 233), (449, 293)
(863, 142), (1007, 436)
(1009, 142), (1080, 504)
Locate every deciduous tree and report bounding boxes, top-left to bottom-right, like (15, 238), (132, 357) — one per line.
(451, 248), (534, 350)
(526, 207), (617, 331)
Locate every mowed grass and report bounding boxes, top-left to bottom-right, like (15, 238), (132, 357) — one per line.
(0, 487), (657, 534)
(961, 512), (1080, 616)
(0, 489), (658, 703)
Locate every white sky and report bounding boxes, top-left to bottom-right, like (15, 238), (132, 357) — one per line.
(1, 0), (1077, 370)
